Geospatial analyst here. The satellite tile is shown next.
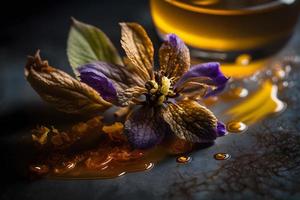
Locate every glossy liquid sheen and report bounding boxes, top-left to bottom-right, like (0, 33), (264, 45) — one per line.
(151, 0), (300, 53)
(49, 147), (166, 179)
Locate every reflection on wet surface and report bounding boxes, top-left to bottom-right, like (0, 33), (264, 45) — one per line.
(213, 153), (231, 160)
(176, 156), (191, 164)
(225, 80), (285, 125)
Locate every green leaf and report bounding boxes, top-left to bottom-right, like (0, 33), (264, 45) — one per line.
(67, 18), (123, 77)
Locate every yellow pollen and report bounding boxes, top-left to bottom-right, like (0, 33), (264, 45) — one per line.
(160, 76), (171, 95)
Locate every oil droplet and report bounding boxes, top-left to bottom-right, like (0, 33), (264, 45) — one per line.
(66, 162), (76, 169)
(235, 87), (248, 98)
(271, 68), (286, 82)
(118, 172), (126, 177)
(221, 87), (248, 101)
(226, 121), (247, 133)
(282, 81), (289, 88)
(274, 68), (286, 80)
(29, 164), (49, 175)
(176, 156), (191, 164)
(214, 153), (231, 160)
(147, 163), (155, 170)
(235, 54), (252, 66)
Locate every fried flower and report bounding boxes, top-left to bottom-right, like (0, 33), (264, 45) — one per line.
(25, 19), (229, 149)
(77, 24), (229, 148)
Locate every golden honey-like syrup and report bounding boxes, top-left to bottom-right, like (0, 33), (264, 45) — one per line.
(151, 0), (300, 53)
(31, 134), (197, 179)
(48, 147), (167, 179)
(225, 80), (285, 125)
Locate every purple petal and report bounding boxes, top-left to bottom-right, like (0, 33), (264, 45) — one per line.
(78, 61), (146, 90)
(174, 62), (229, 97)
(216, 121), (226, 137)
(78, 65), (117, 102)
(124, 106), (166, 149)
(167, 34), (185, 49)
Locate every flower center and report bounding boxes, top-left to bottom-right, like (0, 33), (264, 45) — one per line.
(145, 76), (176, 105)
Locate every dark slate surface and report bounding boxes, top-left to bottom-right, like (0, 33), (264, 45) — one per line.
(0, 1), (300, 199)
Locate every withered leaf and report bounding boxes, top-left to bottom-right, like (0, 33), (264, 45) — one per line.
(159, 34), (190, 81)
(162, 100), (218, 143)
(25, 51), (112, 114)
(67, 18), (123, 77)
(120, 22), (154, 80)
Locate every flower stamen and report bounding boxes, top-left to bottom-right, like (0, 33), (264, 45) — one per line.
(145, 76), (175, 106)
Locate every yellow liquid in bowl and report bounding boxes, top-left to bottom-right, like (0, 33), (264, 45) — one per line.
(151, 0), (300, 60)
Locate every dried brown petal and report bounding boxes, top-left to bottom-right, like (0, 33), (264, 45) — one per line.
(120, 22), (154, 80)
(159, 34), (190, 81)
(162, 100), (218, 143)
(59, 117), (104, 150)
(25, 51), (112, 114)
(116, 86), (147, 106)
